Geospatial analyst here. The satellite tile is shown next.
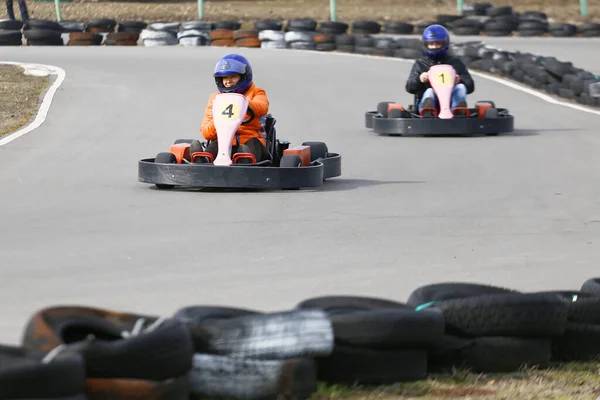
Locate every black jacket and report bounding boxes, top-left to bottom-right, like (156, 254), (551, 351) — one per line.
(405, 53), (475, 100)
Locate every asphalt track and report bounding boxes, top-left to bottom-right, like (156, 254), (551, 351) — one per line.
(1, 38), (600, 344)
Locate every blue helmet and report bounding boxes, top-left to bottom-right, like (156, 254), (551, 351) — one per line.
(213, 53), (253, 94)
(422, 24), (450, 60)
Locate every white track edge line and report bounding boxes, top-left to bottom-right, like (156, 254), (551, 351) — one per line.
(260, 47), (600, 117)
(0, 62), (67, 148)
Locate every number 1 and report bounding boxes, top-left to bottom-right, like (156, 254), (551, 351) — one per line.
(438, 73), (445, 83)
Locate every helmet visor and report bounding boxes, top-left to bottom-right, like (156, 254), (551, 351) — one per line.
(214, 58), (247, 77)
(425, 40), (446, 49)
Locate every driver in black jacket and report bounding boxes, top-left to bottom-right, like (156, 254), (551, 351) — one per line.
(405, 24), (475, 117)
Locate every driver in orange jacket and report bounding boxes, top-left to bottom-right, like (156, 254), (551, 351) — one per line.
(190, 53), (270, 163)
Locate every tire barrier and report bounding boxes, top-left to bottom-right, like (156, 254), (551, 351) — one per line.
(1, 6), (600, 47)
(4, 277), (600, 399)
(2, 17), (598, 108)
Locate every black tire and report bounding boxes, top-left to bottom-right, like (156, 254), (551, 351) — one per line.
(376, 101), (393, 116)
(154, 152), (177, 189)
(296, 295), (444, 349)
(0, 345), (86, 399)
(432, 292), (569, 337)
(279, 154), (303, 167)
(301, 141), (328, 161)
(174, 139), (193, 144)
(21, 306), (194, 382)
(552, 322), (600, 361)
(536, 290), (600, 324)
(296, 295), (406, 312)
(0, 19), (23, 30)
(316, 345), (427, 385)
(328, 308), (444, 349)
(476, 100), (496, 108)
(23, 29), (62, 40)
(388, 109), (409, 118)
(155, 152), (176, 164)
(484, 108), (499, 118)
(406, 282), (521, 307)
(581, 278), (600, 296)
(460, 336), (552, 373)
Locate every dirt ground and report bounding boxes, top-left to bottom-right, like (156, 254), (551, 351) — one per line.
(313, 362), (600, 399)
(22, 0), (599, 26)
(0, 65), (50, 137)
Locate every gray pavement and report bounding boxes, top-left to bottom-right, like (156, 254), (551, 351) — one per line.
(0, 45), (599, 344)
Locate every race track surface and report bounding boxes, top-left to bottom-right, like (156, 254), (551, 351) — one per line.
(1, 41), (599, 344)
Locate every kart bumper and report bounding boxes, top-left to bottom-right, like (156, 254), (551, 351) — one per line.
(365, 110), (514, 136)
(138, 153), (342, 190)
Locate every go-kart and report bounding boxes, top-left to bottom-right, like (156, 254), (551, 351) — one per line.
(138, 92), (341, 190)
(364, 64), (514, 136)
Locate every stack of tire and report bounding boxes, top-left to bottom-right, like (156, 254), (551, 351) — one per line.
(453, 2), (597, 37)
(6, 276), (600, 399)
(140, 21), (180, 46)
(58, 20), (86, 33)
(207, 20), (240, 47)
(67, 32), (103, 46)
(106, 20), (147, 45)
(0, 19), (23, 46)
(178, 21), (211, 46)
(210, 28), (261, 48)
(23, 18), (64, 46)
(453, 41), (600, 107)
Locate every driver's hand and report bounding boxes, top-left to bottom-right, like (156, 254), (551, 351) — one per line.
(420, 72), (429, 83)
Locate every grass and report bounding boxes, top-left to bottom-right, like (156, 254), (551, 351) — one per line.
(311, 362), (600, 399)
(24, 0), (599, 26)
(0, 64), (50, 137)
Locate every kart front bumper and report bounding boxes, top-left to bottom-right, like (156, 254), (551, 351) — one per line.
(138, 153), (342, 190)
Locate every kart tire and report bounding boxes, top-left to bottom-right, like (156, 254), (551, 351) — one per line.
(484, 108), (499, 118)
(174, 139), (194, 144)
(280, 154), (303, 167)
(154, 152), (177, 190)
(301, 141), (328, 161)
(377, 101), (393, 117)
(483, 108), (500, 135)
(388, 108), (410, 118)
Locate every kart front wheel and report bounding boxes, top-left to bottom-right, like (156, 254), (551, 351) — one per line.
(301, 141), (328, 161)
(280, 154), (303, 168)
(154, 152), (177, 190)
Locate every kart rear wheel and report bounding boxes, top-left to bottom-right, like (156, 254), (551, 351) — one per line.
(484, 108), (500, 136)
(154, 152), (177, 190)
(484, 108), (499, 118)
(301, 141), (328, 161)
(280, 154), (303, 168)
(174, 139), (193, 144)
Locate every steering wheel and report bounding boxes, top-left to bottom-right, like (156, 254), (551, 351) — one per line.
(242, 106), (255, 125)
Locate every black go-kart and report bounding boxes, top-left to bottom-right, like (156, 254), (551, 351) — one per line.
(138, 93), (341, 190)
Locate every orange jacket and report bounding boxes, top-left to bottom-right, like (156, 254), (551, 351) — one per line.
(200, 83), (269, 146)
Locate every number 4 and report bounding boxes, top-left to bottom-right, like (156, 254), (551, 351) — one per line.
(221, 103), (234, 118)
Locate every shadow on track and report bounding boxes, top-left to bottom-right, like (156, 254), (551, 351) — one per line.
(144, 178), (424, 194)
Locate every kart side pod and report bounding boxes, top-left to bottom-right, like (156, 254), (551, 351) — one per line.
(168, 143), (191, 164)
(283, 145), (311, 166)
